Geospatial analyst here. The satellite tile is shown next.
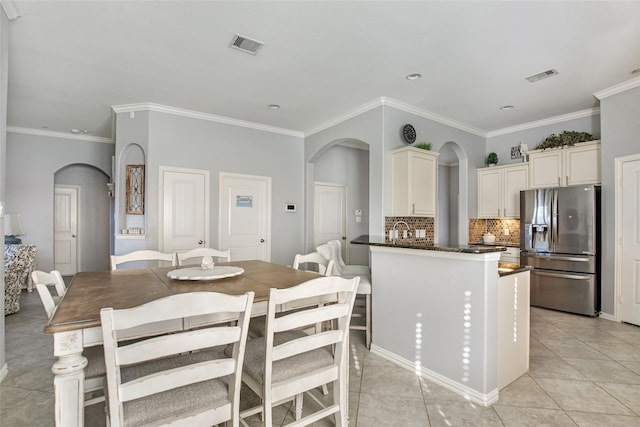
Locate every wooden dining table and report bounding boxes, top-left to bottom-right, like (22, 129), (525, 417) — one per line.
(44, 260), (346, 427)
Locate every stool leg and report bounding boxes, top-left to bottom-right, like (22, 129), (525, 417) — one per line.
(365, 294), (371, 349)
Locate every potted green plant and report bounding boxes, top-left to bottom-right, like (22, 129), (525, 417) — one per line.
(535, 131), (593, 150)
(486, 152), (498, 166)
(415, 142), (432, 150)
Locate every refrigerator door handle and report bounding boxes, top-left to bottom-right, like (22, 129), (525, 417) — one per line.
(551, 189), (558, 252)
(532, 270), (592, 280)
(532, 255), (591, 262)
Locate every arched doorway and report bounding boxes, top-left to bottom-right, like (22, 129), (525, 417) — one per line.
(54, 164), (111, 273)
(307, 138), (370, 265)
(437, 141), (468, 245)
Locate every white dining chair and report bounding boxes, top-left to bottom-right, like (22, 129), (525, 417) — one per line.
(31, 270), (106, 407)
(100, 291), (254, 427)
(317, 241), (372, 348)
(292, 251), (334, 277)
(250, 252), (334, 337)
(176, 247), (231, 266)
(31, 270), (66, 311)
(238, 276), (359, 427)
(326, 239), (369, 276)
(110, 249), (176, 270)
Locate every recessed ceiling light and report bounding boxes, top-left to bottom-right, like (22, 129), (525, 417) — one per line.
(268, 104), (280, 110)
(500, 105), (514, 111)
(631, 67), (640, 75)
(406, 73), (422, 81)
(70, 128), (80, 134)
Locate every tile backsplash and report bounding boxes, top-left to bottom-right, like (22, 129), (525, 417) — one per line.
(469, 218), (520, 245)
(384, 216), (435, 244)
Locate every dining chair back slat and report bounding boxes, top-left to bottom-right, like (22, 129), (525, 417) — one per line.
(176, 247), (230, 266)
(110, 250), (175, 270)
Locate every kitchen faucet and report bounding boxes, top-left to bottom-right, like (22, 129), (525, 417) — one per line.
(392, 220), (411, 240)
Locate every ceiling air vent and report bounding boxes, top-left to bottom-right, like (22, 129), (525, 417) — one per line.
(229, 34), (264, 55)
(526, 69), (559, 83)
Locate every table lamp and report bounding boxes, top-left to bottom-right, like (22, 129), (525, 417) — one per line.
(4, 213), (26, 244)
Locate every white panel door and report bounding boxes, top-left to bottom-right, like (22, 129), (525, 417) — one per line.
(161, 168), (208, 253)
(54, 186), (78, 275)
(621, 158), (640, 326)
(314, 183), (346, 260)
(219, 173), (271, 262)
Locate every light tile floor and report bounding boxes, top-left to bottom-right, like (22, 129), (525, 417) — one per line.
(3, 291), (640, 426)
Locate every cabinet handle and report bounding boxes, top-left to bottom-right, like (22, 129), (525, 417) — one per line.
(557, 177), (561, 186)
(566, 176), (568, 186)
(498, 209), (500, 217)
(412, 203), (415, 214)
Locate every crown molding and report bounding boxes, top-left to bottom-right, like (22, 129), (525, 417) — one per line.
(593, 76), (640, 100)
(304, 99), (384, 137)
(485, 107), (600, 138)
(381, 97), (487, 137)
(112, 102), (304, 138)
(305, 97), (487, 138)
(7, 126), (113, 144)
(1, 1), (21, 20)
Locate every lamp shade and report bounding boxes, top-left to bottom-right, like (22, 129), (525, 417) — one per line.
(4, 213), (26, 237)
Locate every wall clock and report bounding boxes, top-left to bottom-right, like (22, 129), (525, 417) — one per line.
(401, 124), (416, 144)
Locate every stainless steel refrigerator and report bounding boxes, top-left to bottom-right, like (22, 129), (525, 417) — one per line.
(520, 185), (601, 316)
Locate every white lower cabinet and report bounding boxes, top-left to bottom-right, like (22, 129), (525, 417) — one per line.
(497, 270), (530, 389)
(528, 140), (600, 188)
(477, 163), (528, 218)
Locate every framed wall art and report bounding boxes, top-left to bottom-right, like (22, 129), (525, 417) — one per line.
(126, 164), (145, 214)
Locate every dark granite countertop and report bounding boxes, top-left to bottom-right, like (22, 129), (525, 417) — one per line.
(351, 235), (506, 254)
(498, 263), (533, 277)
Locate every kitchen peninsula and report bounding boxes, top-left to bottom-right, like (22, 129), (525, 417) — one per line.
(352, 235), (531, 405)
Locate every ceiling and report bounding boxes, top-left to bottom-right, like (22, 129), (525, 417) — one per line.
(5, 1), (640, 141)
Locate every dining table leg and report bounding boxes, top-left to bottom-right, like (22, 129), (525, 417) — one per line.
(52, 330), (87, 427)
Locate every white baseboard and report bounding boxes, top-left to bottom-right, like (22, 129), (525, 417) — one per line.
(370, 344), (499, 407)
(599, 312), (616, 322)
(0, 363), (7, 383)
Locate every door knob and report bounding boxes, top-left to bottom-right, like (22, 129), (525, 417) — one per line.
(72, 234), (76, 238)
(198, 240), (203, 245)
(260, 239), (265, 243)
(342, 236), (346, 240)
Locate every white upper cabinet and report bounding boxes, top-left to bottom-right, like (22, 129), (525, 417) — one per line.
(528, 140), (601, 189)
(477, 163), (528, 218)
(392, 147), (439, 216)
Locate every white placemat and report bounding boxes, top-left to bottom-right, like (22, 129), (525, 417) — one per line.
(166, 266), (244, 281)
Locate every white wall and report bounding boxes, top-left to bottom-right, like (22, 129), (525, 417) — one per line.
(5, 133), (113, 271)
(115, 110), (306, 266)
(0, 6), (8, 376)
(599, 85), (640, 315)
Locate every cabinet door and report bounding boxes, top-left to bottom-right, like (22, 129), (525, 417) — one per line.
(566, 144), (601, 185)
(477, 168), (502, 218)
(410, 153), (437, 216)
(504, 165), (528, 217)
(529, 150), (563, 188)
